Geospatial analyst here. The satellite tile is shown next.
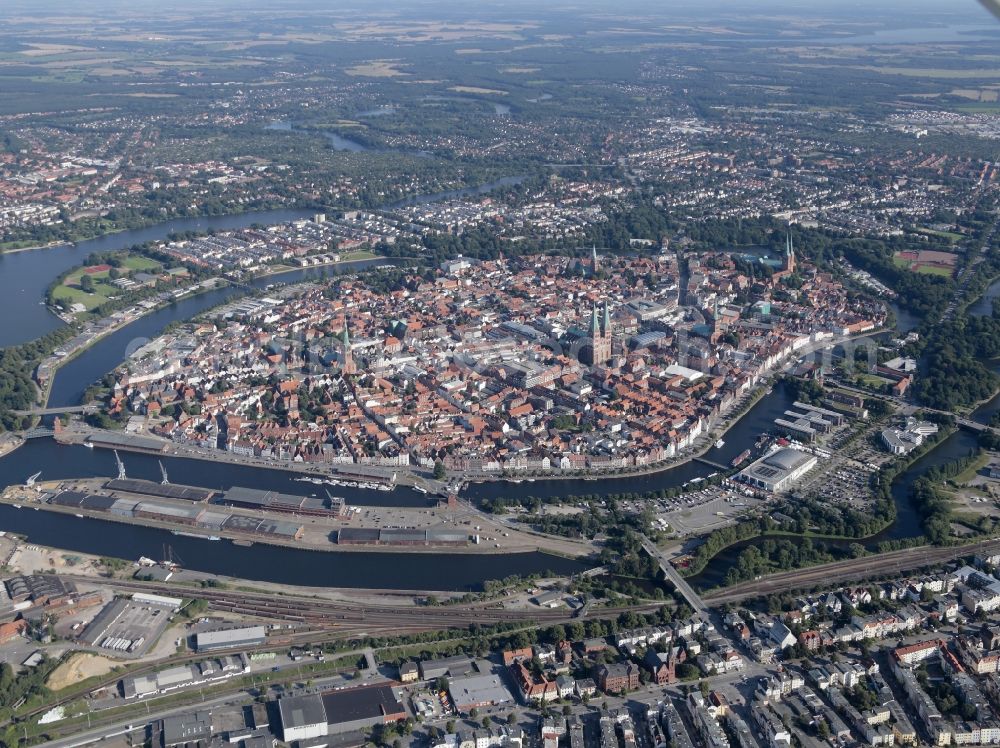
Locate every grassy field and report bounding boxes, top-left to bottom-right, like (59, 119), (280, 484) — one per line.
(892, 256), (955, 276)
(856, 373), (894, 389)
(914, 227), (964, 243)
(52, 254), (163, 312)
(120, 255), (161, 272)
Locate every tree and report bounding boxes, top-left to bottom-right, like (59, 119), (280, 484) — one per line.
(433, 461), (447, 480)
(79, 274), (95, 293)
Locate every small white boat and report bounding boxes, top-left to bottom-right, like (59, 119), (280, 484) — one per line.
(413, 486), (428, 494)
(715, 439), (725, 449)
(83, 442), (94, 449)
(74, 513), (84, 518)
(12, 505), (21, 510)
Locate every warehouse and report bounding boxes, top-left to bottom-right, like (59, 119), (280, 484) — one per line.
(194, 625), (266, 651)
(337, 528), (381, 545)
(219, 486), (347, 517)
(336, 528), (469, 546)
(321, 684), (405, 734)
(105, 478), (215, 503)
(280, 694), (329, 743)
(133, 501), (205, 526)
(739, 447), (818, 493)
(419, 655), (474, 681)
(448, 673), (514, 711)
(221, 514), (304, 540)
(279, 685), (406, 740)
(86, 433), (169, 453)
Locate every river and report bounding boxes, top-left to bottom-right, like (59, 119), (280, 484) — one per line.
(0, 209), (316, 349)
(0, 502), (581, 591)
(968, 277), (1000, 318)
(1, 170), (532, 352)
(265, 120), (369, 152)
(0, 438), (428, 508)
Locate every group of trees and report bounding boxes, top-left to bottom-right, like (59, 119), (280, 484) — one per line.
(0, 655), (57, 727)
(0, 325), (79, 431)
(722, 538), (842, 588)
(912, 314), (1000, 410)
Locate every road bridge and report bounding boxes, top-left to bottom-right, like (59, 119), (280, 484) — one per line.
(640, 534), (708, 614)
(13, 405), (96, 417)
(21, 428), (54, 439)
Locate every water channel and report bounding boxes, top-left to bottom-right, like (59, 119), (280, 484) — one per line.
(0, 208), (316, 348)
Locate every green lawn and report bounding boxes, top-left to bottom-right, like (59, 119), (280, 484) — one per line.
(857, 373), (894, 388)
(51, 284), (110, 311)
(915, 228), (963, 243)
(120, 255), (162, 271)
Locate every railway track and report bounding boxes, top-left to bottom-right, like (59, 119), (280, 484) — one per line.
(64, 575), (660, 626)
(703, 539), (1000, 605)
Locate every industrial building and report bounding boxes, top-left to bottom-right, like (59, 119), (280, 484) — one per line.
(448, 673), (515, 711)
(280, 694), (329, 743)
(47, 490), (303, 542)
(773, 401), (846, 443)
(161, 710), (213, 747)
(218, 486), (345, 517)
(86, 432), (170, 453)
(194, 625), (266, 652)
(322, 684), (406, 732)
(738, 447), (818, 492)
(419, 654), (474, 681)
(279, 685), (406, 742)
(337, 527), (469, 546)
(881, 418), (939, 455)
(104, 478), (216, 502)
(123, 655), (248, 699)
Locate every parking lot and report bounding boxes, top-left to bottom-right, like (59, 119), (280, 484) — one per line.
(82, 598), (175, 658)
(632, 484), (767, 537)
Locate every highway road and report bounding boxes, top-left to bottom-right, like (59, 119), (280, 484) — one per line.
(640, 535), (707, 614)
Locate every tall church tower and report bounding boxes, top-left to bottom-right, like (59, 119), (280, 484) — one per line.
(784, 227), (796, 274)
(341, 318), (356, 376)
(586, 302), (612, 367)
(591, 245), (599, 276)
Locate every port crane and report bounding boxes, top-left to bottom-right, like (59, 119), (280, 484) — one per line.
(114, 450), (126, 481)
(159, 461), (169, 485)
(24, 471), (41, 487)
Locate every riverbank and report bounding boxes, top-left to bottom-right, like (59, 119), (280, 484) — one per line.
(37, 278), (232, 410)
(684, 425), (963, 591)
(0, 239), (73, 255)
